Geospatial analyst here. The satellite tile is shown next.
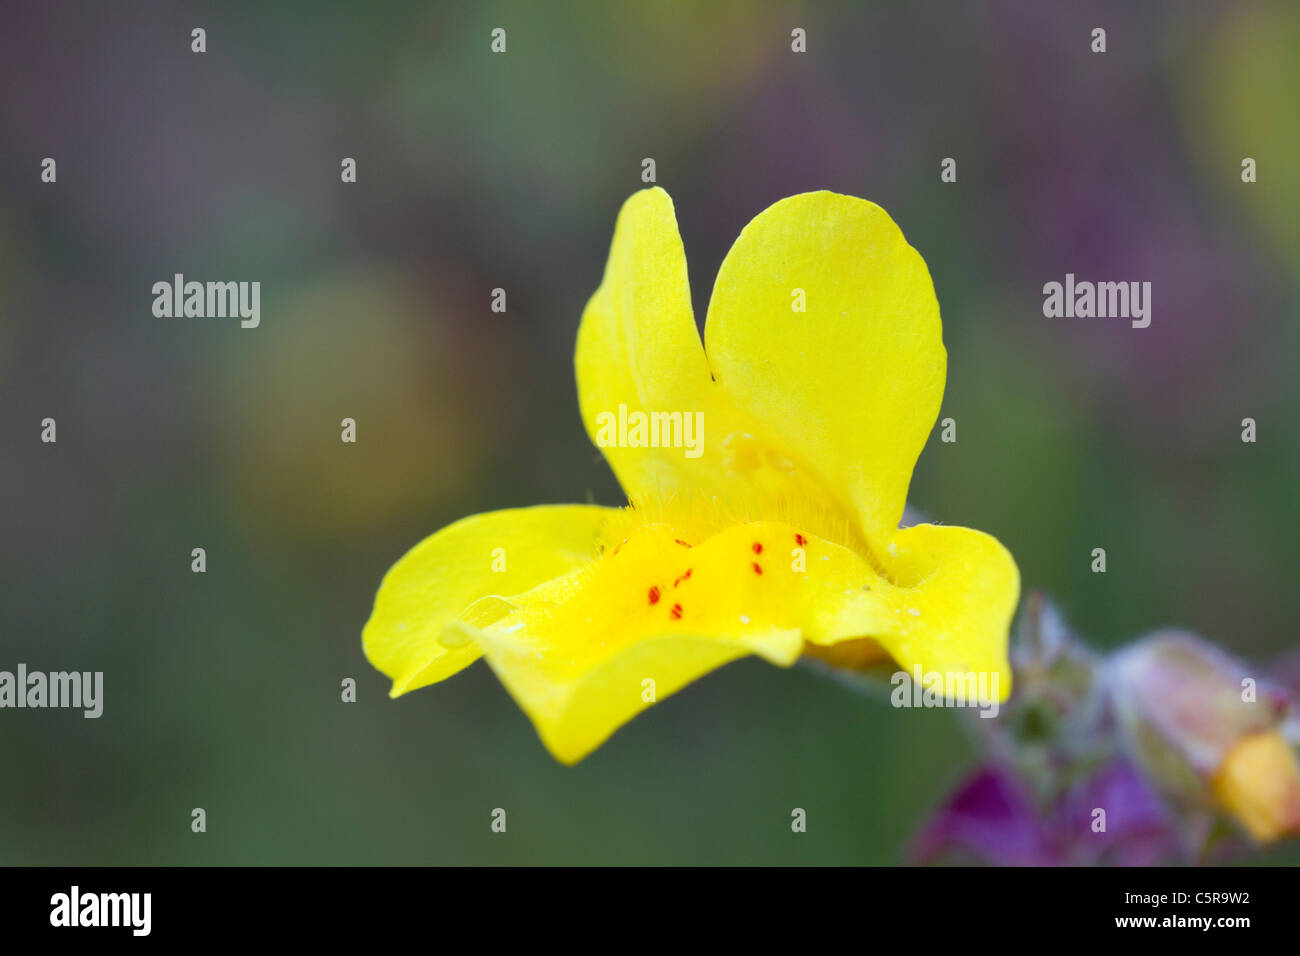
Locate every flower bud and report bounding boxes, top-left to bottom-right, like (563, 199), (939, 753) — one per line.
(1108, 631), (1300, 842)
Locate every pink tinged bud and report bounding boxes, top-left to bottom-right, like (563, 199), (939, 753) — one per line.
(1108, 631), (1300, 841)
(1110, 632), (1280, 772)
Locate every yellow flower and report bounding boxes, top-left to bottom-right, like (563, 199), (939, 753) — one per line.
(363, 188), (1019, 764)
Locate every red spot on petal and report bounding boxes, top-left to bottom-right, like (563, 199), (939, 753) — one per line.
(670, 603), (683, 619)
(648, 586), (660, 605)
(752, 542), (763, 554)
(795, 533), (806, 546)
(674, 539), (692, 548)
(612, 539), (627, 555)
(753, 562), (763, 575)
(673, 568), (693, 587)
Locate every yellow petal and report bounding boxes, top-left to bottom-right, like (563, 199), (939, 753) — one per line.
(362, 505), (615, 697)
(1211, 731), (1300, 843)
(851, 523), (1020, 700)
(704, 191), (945, 544)
(574, 187), (722, 505)
(574, 188), (890, 548)
(472, 515), (1015, 763)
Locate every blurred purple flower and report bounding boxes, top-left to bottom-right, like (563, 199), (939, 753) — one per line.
(911, 759), (1180, 866)
(910, 765), (1047, 866)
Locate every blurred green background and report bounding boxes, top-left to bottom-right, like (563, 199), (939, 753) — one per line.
(1, 0), (1296, 864)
